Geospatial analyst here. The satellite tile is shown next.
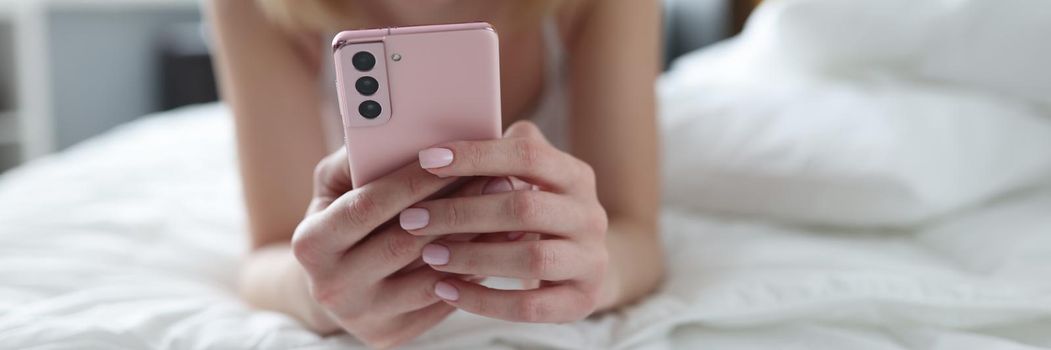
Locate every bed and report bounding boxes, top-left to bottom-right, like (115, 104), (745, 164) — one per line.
(3, 0), (1051, 349)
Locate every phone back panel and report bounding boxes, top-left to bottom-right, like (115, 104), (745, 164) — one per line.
(333, 23), (502, 188)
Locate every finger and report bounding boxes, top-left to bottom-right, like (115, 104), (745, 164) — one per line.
(449, 176), (504, 197)
(396, 175), (520, 238)
(423, 240), (590, 280)
(503, 177), (534, 241)
(292, 161), (458, 264)
(402, 191), (599, 237)
(341, 224), (435, 280)
(502, 120), (548, 140)
(382, 303), (457, 349)
(373, 267), (451, 314)
(358, 302), (457, 350)
(443, 175), (529, 243)
(434, 279), (596, 323)
(464, 176), (529, 242)
(417, 123), (592, 194)
(307, 148), (352, 212)
(442, 176), (522, 199)
(343, 176), (510, 279)
(313, 148), (353, 198)
(470, 231), (520, 243)
(508, 175), (534, 191)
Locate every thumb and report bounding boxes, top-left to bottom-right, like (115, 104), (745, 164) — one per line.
(312, 147), (353, 202)
(503, 120), (549, 144)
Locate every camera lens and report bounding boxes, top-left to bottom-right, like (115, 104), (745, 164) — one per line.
(352, 51), (376, 71)
(359, 100), (382, 119)
(355, 76), (379, 96)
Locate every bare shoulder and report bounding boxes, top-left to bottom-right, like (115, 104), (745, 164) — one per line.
(556, 0), (660, 46)
(205, 0), (321, 69)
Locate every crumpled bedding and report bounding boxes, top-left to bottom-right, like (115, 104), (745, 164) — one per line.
(3, 0), (1051, 348)
(1, 105), (1049, 349)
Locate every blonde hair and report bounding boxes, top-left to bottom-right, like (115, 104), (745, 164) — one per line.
(257, 0), (559, 33)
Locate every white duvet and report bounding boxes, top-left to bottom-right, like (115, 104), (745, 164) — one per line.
(3, 0), (1051, 349)
(2, 104), (1050, 350)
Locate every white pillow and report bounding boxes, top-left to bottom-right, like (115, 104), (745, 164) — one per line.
(658, 0), (1051, 227)
(761, 0), (1051, 110)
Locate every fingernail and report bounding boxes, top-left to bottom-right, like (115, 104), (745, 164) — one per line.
(482, 177), (514, 194)
(434, 281), (459, 301)
(419, 148), (454, 169)
(507, 232), (525, 240)
(399, 208), (429, 230)
(421, 244), (450, 265)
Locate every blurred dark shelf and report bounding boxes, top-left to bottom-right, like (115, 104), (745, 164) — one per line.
(158, 22), (218, 110)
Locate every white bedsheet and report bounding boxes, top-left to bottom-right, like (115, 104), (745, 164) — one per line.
(4, 0), (1051, 347)
(1, 104), (1050, 349)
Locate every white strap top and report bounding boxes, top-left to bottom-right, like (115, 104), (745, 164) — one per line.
(528, 16), (570, 151)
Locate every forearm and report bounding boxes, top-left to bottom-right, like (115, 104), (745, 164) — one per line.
(238, 244), (340, 333)
(597, 218), (664, 311)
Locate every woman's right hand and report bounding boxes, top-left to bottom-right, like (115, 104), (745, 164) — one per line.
(290, 148), (495, 348)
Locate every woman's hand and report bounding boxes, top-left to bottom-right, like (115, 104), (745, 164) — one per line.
(401, 121), (610, 323)
(290, 149), (493, 348)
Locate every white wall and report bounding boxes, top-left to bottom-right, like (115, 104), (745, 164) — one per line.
(48, 7), (199, 150)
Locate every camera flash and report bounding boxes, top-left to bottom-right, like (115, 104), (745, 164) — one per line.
(391, 53), (402, 62)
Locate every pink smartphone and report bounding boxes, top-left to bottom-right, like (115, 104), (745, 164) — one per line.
(333, 23), (503, 188)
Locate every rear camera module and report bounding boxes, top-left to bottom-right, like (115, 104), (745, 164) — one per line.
(355, 76), (379, 96)
(358, 100), (382, 119)
(352, 51), (376, 71)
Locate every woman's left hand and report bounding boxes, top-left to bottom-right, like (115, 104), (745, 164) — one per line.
(398, 121), (609, 323)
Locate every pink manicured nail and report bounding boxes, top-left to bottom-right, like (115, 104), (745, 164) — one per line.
(507, 232), (525, 240)
(419, 148), (454, 169)
(483, 177), (514, 194)
(421, 244), (450, 265)
(434, 281), (459, 301)
(399, 208), (429, 230)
